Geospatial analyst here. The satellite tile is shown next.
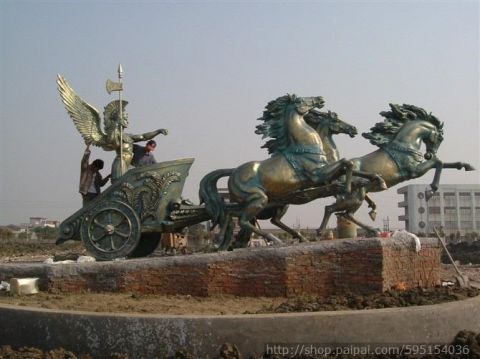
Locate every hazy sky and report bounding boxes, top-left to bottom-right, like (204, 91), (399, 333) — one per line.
(0, 1), (478, 231)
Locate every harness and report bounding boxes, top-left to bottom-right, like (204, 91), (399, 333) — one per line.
(282, 145), (328, 179)
(384, 142), (424, 179)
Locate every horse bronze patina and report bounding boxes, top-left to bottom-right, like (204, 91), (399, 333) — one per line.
(318, 103), (475, 235)
(200, 94), (385, 248)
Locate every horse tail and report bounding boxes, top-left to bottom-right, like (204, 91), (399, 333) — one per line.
(199, 168), (234, 227)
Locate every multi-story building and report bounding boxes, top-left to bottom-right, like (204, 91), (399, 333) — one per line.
(397, 184), (480, 235)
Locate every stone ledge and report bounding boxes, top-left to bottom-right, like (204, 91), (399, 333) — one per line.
(0, 295), (478, 357)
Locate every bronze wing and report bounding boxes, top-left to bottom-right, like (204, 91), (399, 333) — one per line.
(57, 74), (107, 146)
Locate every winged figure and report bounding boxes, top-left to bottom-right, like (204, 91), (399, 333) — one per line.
(57, 75), (168, 182)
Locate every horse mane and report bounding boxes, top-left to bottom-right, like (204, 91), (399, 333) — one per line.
(362, 103), (443, 147)
(255, 94), (299, 155)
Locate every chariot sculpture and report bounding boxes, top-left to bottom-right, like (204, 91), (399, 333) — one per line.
(56, 69), (475, 260)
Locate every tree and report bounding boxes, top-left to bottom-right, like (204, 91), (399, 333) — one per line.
(0, 227), (13, 239)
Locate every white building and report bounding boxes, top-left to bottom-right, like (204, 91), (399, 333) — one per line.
(397, 184), (480, 235)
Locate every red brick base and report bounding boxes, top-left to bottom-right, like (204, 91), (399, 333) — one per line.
(27, 237), (441, 298)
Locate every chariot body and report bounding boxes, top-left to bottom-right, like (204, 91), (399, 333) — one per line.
(57, 159), (209, 260)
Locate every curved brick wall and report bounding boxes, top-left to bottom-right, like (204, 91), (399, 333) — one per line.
(0, 238), (441, 297)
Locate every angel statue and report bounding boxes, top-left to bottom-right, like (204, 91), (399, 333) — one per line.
(57, 75), (168, 182)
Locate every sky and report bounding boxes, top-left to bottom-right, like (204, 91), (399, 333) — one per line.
(0, 1), (479, 231)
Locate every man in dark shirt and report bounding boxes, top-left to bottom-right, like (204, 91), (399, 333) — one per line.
(79, 145), (111, 205)
(132, 140), (157, 167)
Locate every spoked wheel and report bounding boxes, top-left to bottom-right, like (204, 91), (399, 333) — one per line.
(80, 201), (140, 261)
(128, 232), (162, 258)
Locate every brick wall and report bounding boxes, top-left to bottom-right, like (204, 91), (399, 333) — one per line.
(1, 238), (441, 298)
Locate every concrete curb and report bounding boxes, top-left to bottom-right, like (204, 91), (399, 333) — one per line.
(0, 295), (479, 357)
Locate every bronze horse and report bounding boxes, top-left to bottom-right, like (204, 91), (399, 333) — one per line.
(200, 95), (385, 248)
(318, 103), (475, 235)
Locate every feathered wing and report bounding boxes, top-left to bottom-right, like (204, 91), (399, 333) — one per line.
(57, 74), (107, 146)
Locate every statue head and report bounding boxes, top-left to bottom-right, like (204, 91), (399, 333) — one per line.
(104, 100), (129, 131)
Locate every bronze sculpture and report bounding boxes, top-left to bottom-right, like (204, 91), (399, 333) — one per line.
(199, 95), (385, 248)
(56, 70), (475, 259)
(57, 73), (168, 182)
(317, 104), (475, 235)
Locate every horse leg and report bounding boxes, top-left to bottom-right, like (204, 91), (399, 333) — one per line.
(442, 161), (476, 171)
(317, 202), (338, 236)
(234, 220), (255, 248)
(365, 194), (377, 221)
(216, 212), (234, 251)
(270, 205), (308, 242)
(239, 191), (283, 245)
(351, 170), (387, 190)
(312, 158), (353, 193)
(425, 161), (475, 200)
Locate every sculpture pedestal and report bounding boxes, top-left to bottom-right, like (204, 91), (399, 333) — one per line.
(0, 238), (442, 298)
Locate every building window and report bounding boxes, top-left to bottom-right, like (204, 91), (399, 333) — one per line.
(459, 193), (472, 206)
(475, 208), (480, 220)
(429, 193), (440, 205)
(444, 193), (456, 207)
(474, 193), (480, 206)
(461, 221), (473, 230)
(444, 221), (457, 230)
(459, 207), (472, 220)
(428, 207), (440, 214)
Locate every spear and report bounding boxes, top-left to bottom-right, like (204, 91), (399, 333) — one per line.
(117, 64), (124, 175)
(106, 64), (125, 175)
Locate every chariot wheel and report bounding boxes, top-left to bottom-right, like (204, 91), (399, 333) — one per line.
(128, 232), (162, 258)
(80, 201), (141, 261)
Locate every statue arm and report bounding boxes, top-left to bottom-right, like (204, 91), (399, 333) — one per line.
(81, 145), (91, 171)
(130, 128), (168, 142)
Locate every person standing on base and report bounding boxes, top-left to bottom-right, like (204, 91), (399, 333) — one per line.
(79, 145), (111, 205)
(132, 139), (158, 167)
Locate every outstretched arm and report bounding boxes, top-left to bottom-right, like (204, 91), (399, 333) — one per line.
(81, 144), (91, 171)
(130, 128), (168, 142)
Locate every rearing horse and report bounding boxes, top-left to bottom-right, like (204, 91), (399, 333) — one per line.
(200, 94), (384, 246)
(318, 103), (475, 234)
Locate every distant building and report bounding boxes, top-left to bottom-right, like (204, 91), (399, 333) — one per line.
(29, 217), (47, 227)
(28, 217), (59, 228)
(397, 184), (480, 235)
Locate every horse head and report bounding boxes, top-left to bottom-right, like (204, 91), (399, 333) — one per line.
(305, 110), (358, 138)
(290, 95), (325, 115)
(422, 120), (444, 159)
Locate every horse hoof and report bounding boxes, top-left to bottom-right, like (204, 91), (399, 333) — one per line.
(298, 236), (309, 243)
(266, 233), (283, 245)
(378, 179), (388, 190)
(465, 165), (475, 171)
(425, 190), (433, 201)
(369, 210), (377, 221)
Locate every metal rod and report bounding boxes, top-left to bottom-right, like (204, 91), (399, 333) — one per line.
(433, 226), (463, 277)
(118, 64), (124, 175)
